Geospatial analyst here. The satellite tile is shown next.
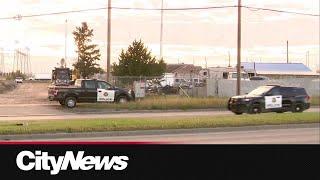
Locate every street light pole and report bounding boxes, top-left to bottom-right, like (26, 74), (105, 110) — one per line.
(286, 40), (289, 63)
(236, 0), (242, 95)
(64, 19), (67, 67)
(106, 0), (112, 82)
(160, 0), (164, 59)
(228, 51), (231, 67)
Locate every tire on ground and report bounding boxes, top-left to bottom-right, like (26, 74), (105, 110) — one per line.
(116, 95), (128, 104)
(250, 104), (261, 114)
(233, 112), (243, 115)
(292, 104), (303, 113)
(65, 97), (77, 108)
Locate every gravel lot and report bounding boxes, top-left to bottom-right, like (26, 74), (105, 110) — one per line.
(0, 82), (52, 104)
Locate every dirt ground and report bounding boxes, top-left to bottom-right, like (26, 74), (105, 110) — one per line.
(0, 82), (52, 104)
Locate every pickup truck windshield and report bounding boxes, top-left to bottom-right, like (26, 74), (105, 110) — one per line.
(248, 86), (274, 96)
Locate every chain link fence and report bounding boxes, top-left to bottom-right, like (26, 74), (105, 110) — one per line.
(93, 73), (320, 98)
(93, 73), (208, 97)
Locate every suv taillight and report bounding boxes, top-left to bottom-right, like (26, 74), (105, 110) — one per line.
(306, 95), (310, 102)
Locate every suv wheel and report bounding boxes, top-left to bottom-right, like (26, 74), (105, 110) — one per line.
(233, 112), (243, 115)
(251, 106), (261, 114)
(292, 104), (303, 113)
(65, 97), (76, 108)
(117, 96), (128, 104)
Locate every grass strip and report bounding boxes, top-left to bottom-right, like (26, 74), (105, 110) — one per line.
(78, 96), (229, 110)
(0, 112), (318, 135)
(76, 95), (319, 110)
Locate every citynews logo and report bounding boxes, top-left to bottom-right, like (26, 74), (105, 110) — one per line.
(16, 151), (129, 175)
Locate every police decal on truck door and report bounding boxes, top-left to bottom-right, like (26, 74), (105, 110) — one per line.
(265, 95), (282, 109)
(97, 88), (115, 102)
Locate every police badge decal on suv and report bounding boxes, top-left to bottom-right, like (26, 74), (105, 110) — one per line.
(228, 85), (311, 115)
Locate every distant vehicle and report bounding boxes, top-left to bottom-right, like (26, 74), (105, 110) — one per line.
(159, 73), (175, 87)
(228, 85), (310, 115)
(15, 77), (23, 83)
(48, 79), (135, 108)
(227, 72), (250, 81)
(250, 76), (269, 81)
(34, 73), (51, 80)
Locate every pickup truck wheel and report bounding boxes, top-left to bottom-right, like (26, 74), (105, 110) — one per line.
(65, 97), (76, 108)
(117, 96), (128, 104)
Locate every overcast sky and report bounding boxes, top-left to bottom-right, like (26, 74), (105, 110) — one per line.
(0, 0), (319, 73)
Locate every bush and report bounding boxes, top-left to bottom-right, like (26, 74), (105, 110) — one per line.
(5, 71), (27, 80)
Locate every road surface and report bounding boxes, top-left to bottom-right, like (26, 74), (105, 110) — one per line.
(0, 105), (318, 121)
(5, 124), (320, 144)
(0, 82), (318, 121)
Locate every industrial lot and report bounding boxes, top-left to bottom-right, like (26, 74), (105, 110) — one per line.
(0, 0), (319, 144)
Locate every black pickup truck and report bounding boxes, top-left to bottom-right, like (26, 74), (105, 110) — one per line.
(48, 79), (135, 108)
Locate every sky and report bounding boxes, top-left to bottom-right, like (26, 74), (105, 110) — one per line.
(0, 0), (319, 74)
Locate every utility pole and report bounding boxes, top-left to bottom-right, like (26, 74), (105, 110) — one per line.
(205, 56), (207, 69)
(160, 0), (164, 59)
(13, 50), (15, 72)
(286, 40), (289, 63)
(228, 51), (231, 67)
(106, 0), (112, 81)
(306, 51), (310, 67)
(236, 0), (241, 95)
(305, 51), (308, 67)
(0, 48), (3, 73)
(27, 49), (31, 75)
(64, 19), (67, 66)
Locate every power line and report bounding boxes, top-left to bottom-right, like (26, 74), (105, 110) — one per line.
(243, 6), (319, 17)
(0, 6), (236, 20)
(0, 7), (107, 20)
(0, 5), (318, 20)
(112, 5), (237, 11)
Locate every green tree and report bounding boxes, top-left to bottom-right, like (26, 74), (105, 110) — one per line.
(112, 39), (166, 76)
(73, 22), (102, 78)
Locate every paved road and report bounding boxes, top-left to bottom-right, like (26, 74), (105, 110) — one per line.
(7, 124), (319, 144)
(0, 104), (318, 121)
